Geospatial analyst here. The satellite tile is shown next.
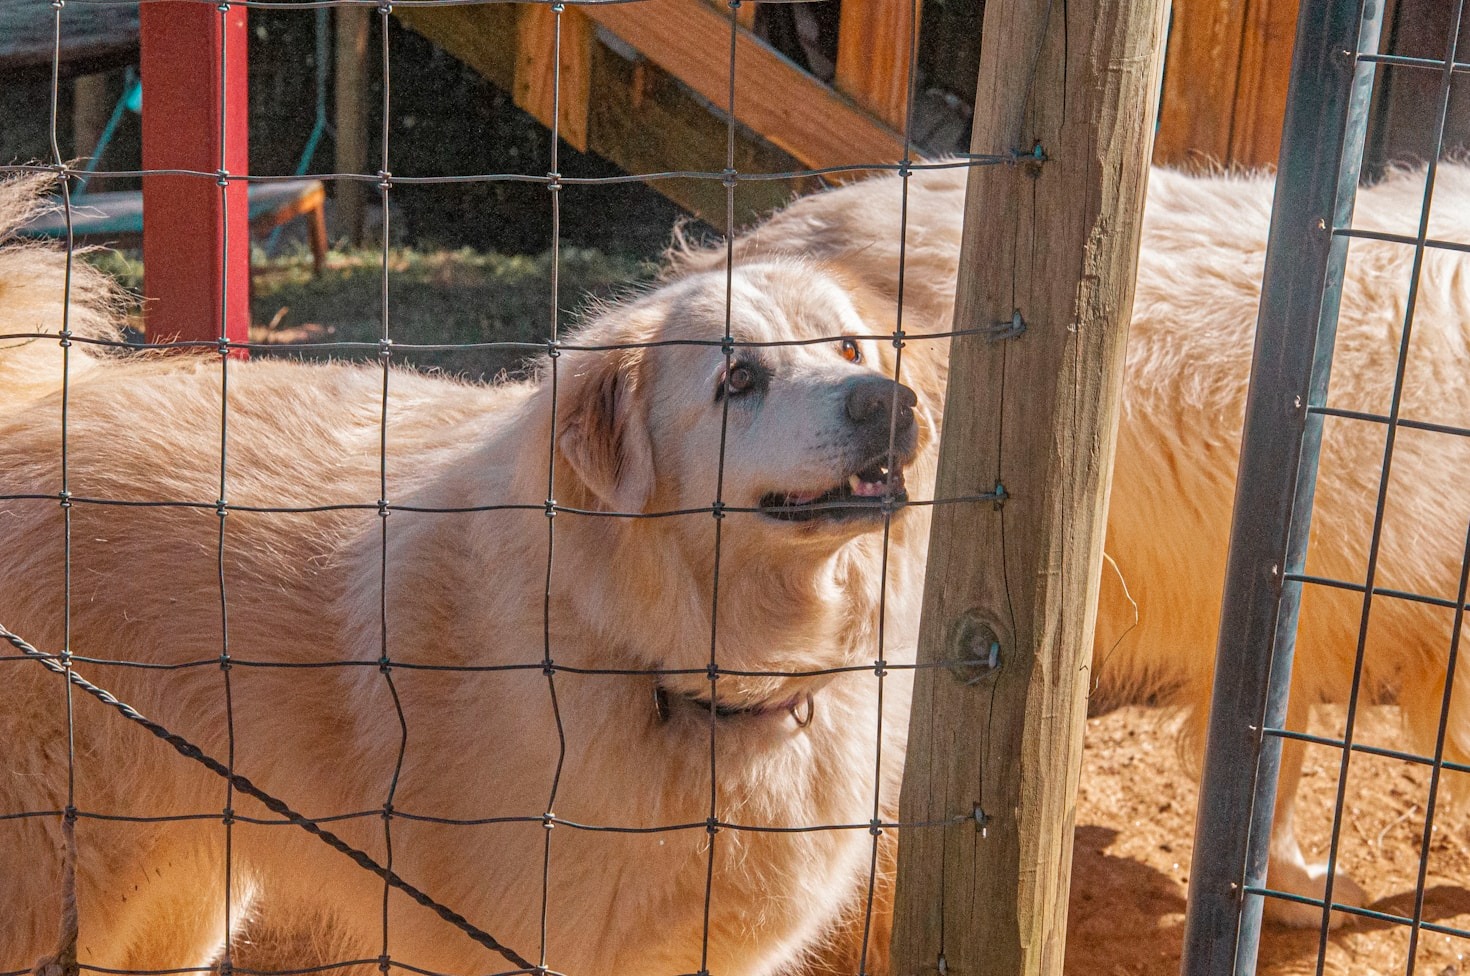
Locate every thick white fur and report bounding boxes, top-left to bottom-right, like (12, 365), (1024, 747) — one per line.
(0, 186), (945, 975)
(675, 161), (1470, 929)
(0, 176), (125, 414)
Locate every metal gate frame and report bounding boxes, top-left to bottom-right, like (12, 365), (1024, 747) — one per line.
(1180, 0), (1470, 972)
(1180, 0), (1387, 972)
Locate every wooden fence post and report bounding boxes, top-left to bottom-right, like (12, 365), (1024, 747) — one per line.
(890, 0), (1168, 974)
(334, 5), (370, 247)
(139, 0), (250, 347)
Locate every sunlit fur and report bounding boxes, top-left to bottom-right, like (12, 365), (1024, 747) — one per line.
(673, 160), (1470, 933)
(0, 183), (944, 975)
(0, 176), (126, 415)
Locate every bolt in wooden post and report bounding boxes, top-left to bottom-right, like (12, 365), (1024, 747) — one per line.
(890, 1), (1168, 974)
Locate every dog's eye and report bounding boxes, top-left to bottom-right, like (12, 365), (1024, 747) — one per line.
(839, 339), (862, 364)
(722, 362), (757, 398)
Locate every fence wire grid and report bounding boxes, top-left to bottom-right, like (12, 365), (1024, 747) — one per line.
(0, 3), (1005, 976)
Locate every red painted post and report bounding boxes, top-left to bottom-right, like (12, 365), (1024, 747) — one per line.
(139, 1), (250, 350)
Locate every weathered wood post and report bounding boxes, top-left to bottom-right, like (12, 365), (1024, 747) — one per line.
(891, 1), (1169, 974)
(334, 5), (370, 247)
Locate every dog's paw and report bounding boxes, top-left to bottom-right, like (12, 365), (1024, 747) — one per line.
(1264, 860), (1368, 929)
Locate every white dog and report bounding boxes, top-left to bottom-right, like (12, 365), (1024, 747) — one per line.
(0, 177), (945, 975)
(673, 160), (1470, 931)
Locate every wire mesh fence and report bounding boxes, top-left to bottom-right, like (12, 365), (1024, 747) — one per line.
(0, 3), (1005, 975)
(19, 0), (1426, 974)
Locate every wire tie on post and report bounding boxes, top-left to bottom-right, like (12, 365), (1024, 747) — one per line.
(990, 482), (1008, 510)
(710, 500), (726, 520)
(215, 169), (229, 189)
(721, 168), (738, 189)
(869, 818), (883, 837)
(378, 336), (394, 360)
(545, 338), (560, 359)
(544, 499), (557, 520)
(1008, 142), (1048, 172)
(56, 329), (71, 349)
(988, 309), (1026, 342)
(376, 170), (392, 192)
(376, 955), (391, 976)
(377, 498), (390, 519)
(56, 490), (71, 511)
(546, 171), (562, 194)
(705, 816), (720, 836)
(221, 806), (235, 826)
(972, 803), (990, 838)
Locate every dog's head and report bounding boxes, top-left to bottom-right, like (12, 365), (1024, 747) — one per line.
(551, 260), (935, 719)
(555, 261), (931, 548)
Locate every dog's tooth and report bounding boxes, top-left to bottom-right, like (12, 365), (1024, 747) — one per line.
(849, 474), (861, 493)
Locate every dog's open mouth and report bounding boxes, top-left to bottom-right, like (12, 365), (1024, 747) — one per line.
(759, 458), (908, 522)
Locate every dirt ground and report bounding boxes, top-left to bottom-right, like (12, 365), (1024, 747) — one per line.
(1071, 705), (1470, 976)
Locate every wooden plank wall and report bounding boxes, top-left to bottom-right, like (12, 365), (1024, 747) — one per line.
(1153, 0), (1297, 168)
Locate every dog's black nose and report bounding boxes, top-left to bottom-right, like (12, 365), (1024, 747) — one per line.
(845, 376), (918, 434)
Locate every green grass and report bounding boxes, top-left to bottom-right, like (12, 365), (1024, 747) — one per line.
(88, 244), (657, 383)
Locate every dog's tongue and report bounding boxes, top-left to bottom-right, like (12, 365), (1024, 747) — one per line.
(849, 468), (904, 498)
(784, 489), (824, 505)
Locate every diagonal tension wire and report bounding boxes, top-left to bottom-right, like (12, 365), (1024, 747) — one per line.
(0, 621), (538, 974)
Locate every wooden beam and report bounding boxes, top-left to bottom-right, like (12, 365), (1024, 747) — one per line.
(579, 0), (906, 171)
(704, 0), (757, 30)
(583, 45), (798, 225)
(334, 6), (370, 246)
(835, 0), (920, 131)
(514, 4), (592, 153)
(1229, 0), (1299, 167)
(393, 4), (516, 92)
(394, 5), (800, 226)
(891, 0), (1167, 974)
(1153, 0), (1245, 165)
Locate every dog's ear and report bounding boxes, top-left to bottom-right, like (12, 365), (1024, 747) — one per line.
(556, 346), (656, 513)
